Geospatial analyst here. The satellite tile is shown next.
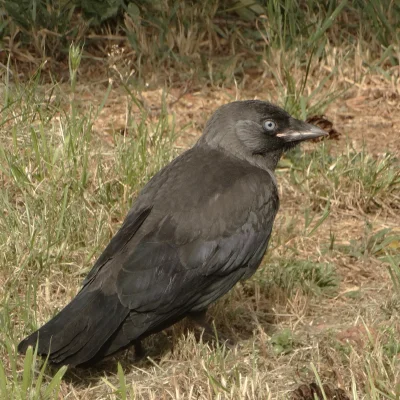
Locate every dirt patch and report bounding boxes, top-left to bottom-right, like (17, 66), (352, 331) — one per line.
(79, 72), (400, 157)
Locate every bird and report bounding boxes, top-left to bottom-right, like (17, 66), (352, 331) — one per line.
(18, 100), (327, 367)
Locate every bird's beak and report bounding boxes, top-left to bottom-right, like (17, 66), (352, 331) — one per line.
(276, 119), (328, 142)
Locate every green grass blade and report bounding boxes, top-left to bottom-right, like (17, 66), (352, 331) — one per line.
(0, 362), (7, 399)
(42, 366), (68, 398)
(21, 345), (33, 397)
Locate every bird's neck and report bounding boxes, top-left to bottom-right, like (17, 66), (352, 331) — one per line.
(251, 149), (283, 172)
(197, 139), (283, 174)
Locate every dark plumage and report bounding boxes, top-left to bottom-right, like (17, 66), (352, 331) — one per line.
(18, 100), (327, 367)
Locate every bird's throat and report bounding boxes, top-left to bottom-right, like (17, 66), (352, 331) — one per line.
(252, 148), (284, 172)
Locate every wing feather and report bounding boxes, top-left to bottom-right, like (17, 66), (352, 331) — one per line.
(116, 171), (278, 318)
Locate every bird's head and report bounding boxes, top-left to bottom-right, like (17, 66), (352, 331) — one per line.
(199, 100), (328, 171)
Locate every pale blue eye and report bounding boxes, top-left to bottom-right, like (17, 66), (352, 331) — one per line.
(264, 120), (276, 131)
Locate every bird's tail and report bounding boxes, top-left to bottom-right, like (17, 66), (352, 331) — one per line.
(17, 288), (129, 367)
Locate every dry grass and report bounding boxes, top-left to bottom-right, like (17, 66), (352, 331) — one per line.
(1, 10), (400, 399)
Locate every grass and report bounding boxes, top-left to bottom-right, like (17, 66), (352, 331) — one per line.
(2, 0), (399, 86)
(1, 3), (400, 399)
(0, 342), (68, 399)
(0, 45), (179, 398)
(282, 144), (400, 212)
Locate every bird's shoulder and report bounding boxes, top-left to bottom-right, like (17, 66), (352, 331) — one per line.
(138, 144), (278, 214)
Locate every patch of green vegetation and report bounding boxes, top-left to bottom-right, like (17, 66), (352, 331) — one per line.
(0, 339), (67, 399)
(332, 338), (353, 359)
(2, 0), (399, 83)
(282, 143), (400, 212)
(270, 328), (295, 355)
(258, 259), (339, 297)
(386, 252), (400, 298)
(102, 362), (135, 400)
(336, 224), (400, 261)
(382, 329), (400, 360)
(343, 289), (362, 300)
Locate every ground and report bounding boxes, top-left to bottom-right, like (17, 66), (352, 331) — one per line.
(1, 54), (399, 399)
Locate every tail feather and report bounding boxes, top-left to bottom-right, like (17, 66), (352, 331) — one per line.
(18, 289), (130, 367)
(98, 309), (188, 359)
(96, 313), (151, 358)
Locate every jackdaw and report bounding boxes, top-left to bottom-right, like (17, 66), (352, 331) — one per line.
(18, 100), (327, 366)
